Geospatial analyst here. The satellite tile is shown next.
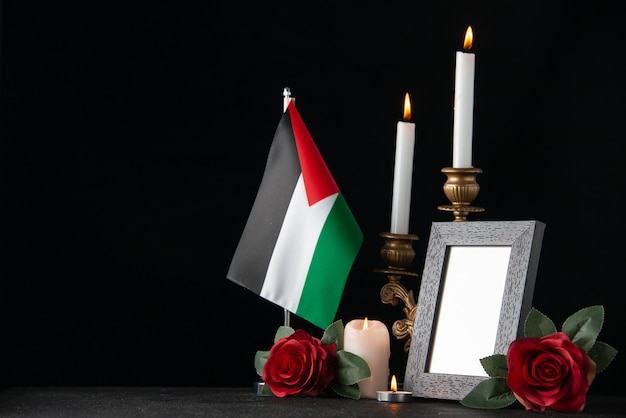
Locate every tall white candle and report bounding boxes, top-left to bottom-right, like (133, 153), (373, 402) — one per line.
(452, 26), (475, 168)
(344, 318), (391, 399)
(390, 92), (416, 234)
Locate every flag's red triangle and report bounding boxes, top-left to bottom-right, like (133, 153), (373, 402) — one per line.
(288, 101), (339, 206)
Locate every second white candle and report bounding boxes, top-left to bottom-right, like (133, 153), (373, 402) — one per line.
(390, 93), (416, 234)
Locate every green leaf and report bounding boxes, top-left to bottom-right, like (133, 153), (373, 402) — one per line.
(274, 326), (295, 343)
(334, 350), (371, 385)
(588, 340), (618, 374)
(480, 354), (508, 378)
(322, 320), (344, 350)
(562, 305), (604, 352)
(524, 307), (557, 338)
(329, 381), (361, 399)
(460, 377), (516, 409)
(254, 350), (270, 376)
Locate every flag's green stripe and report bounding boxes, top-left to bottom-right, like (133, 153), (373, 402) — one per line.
(296, 193), (363, 329)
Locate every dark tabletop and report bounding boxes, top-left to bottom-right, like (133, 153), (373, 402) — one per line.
(0, 387), (625, 418)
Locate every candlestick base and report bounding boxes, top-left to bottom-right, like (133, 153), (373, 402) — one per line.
(373, 232), (419, 352)
(437, 167), (485, 222)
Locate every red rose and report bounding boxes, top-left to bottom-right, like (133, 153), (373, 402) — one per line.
(262, 329), (338, 397)
(506, 331), (597, 412)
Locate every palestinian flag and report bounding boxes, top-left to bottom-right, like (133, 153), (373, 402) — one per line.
(227, 100), (363, 330)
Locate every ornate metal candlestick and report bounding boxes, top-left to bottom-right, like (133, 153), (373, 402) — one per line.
(374, 232), (419, 352)
(437, 167), (485, 221)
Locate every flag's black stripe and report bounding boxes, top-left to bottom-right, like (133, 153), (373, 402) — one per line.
(227, 112), (301, 294)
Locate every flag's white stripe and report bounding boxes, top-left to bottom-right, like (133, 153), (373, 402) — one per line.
(260, 175), (337, 312)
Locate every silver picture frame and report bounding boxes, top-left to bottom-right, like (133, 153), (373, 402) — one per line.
(404, 220), (546, 400)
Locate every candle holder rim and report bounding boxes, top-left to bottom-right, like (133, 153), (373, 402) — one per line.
(377, 390), (413, 394)
(379, 231), (419, 241)
(441, 166), (482, 174)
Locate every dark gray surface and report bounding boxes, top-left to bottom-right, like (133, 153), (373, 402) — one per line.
(0, 387), (624, 417)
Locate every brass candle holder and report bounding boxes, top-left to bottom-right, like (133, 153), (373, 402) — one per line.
(437, 167), (485, 221)
(373, 232), (419, 352)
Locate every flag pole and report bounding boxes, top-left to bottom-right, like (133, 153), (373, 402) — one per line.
(282, 86), (292, 329)
(254, 87), (294, 395)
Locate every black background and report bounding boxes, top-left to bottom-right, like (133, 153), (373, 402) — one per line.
(1, 1), (624, 396)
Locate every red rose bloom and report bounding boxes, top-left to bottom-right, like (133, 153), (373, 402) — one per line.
(262, 329), (338, 397)
(506, 331), (597, 412)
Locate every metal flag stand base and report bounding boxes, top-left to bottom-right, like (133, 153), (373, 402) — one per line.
(253, 308), (290, 395)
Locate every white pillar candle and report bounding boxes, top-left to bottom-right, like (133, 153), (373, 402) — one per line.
(390, 93), (416, 234)
(452, 26), (475, 168)
(344, 318), (391, 399)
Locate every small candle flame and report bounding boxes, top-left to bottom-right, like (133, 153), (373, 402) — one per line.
(363, 317), (369, 330)
(390, 375), (398, 392)
(463, 26), (473, 50)
(403, 92), (411, 121)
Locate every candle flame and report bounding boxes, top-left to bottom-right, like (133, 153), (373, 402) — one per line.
(463, 26), (473, 50)
(403, 92), (411, 121)
(363, 317), (369, 330)
(391, 375), (398, 392)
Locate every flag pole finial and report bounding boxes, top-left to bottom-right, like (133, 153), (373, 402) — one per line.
(283, 87), (293, 112)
